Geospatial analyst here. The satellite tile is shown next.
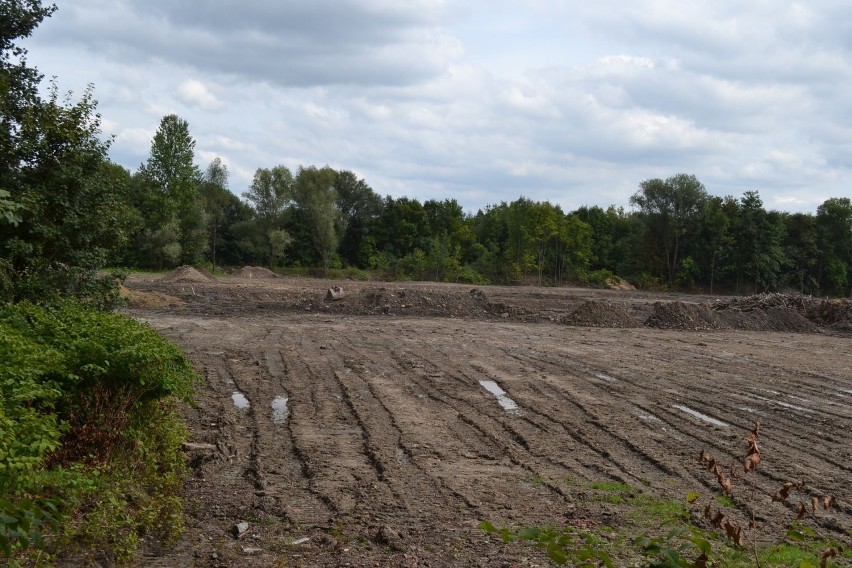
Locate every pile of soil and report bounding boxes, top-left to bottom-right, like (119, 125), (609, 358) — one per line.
(160, 265), (217, 283)
(711, 293), (819, 333)
(562, 300), (639, 328)
(119, 285), (184, 309)
(350, 286), (496, 318)
(802, 298), (852, 331)
(645, 301), (723, 331)
(716, 306), (817, 332)
(231, 266), (281, 279)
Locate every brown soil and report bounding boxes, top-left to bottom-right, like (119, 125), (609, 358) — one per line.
(645, 301), (723, 331)
(119, 285), (184, 309)
(231, 266), (281, 279)
(562, 300), (640, 328)
(160, 265), (218, 283)
(122, 275), (852, 566)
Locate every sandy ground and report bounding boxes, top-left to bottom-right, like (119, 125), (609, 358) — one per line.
(123, 273), (852, 567)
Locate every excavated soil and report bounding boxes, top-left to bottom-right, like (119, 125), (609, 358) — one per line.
(122, 275), (852, 567)
(562, 300), (639, 328)
(160, 265), (218, 283)
(231, 266), (282, 279)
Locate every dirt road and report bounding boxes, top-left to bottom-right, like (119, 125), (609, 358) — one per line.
(126, 274), (852, 566)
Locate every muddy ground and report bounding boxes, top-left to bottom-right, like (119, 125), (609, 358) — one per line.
(123, 273), (852, 567)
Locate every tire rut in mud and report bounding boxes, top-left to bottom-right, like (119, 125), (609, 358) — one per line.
(136, 312), (852, 566)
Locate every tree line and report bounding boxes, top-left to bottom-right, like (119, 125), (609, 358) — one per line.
(2, 66), (851, 299)
(102, 115), (849, 297)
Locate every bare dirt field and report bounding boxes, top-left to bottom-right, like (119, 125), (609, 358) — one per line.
(123, 273), (852, 567)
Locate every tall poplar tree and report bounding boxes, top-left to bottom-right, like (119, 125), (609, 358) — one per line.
(138, 114), (206, 265)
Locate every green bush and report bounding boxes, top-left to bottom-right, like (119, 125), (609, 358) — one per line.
(0, 300), (199, 563)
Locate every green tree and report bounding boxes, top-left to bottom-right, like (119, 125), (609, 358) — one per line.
(731, 191), (785, 293)
(334, 170), (382, 266)
(293, 165), (340, 273)
(137, 114), (206, 265)
(243, 165), (292, 268)
(782, 212), (820, 294)
(0, 0), (139, 306)
(0, 0), (56, 193)
(630, 174), (709, 285)
(695, 196), (733, 295)
(200, 157), (231, 269)
(816, 197), (852, 297)
(372, 196), (429, 260)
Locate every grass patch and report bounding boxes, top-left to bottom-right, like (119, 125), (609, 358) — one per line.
(715, 494), (736, 508)
(588, 481), (635, 505)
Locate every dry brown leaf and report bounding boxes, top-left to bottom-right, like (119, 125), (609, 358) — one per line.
(718, 473), (733, 495)
(707, 457), (718, 473)
(694, 551), (708, 568)
(820, 547), (840, 568)
(773, 482), (794, 502)
(730, 461), (740, 479)
(711, 511), (725, 529)
(704, 503), (713, 519)
(744, 452), (762, 472)
(797, 503), (808, 519)
(724, 519), (745, 546)
(811, 495), (820, 513)
(700, 449), (711, 464)
(823, 495), (835, 510)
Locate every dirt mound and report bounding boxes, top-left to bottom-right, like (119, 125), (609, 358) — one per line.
(645, 301), (723, 330)
(562, 300), (639, 328)
(160, 265), (217, 283)
(802, 298), (852, 331)
(711, 293), (819, 333)
(716, 306), (817, 333)
(231, 266), (281, 279)
(356, 286), (486, 317)
(119, 285), (184, 309)
(609, 278), (637, 291)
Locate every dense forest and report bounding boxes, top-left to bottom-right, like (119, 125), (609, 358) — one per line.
(108, 115), (852, 297)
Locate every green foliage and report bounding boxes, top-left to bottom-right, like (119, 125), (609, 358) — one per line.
(132, 114), (206, 267)
(0, 300), (199, 562)
(0, 189), (22, 225)
(293, 165), (341, 273)
(242, 165), (293, 267)
(480, 521), (615, 567)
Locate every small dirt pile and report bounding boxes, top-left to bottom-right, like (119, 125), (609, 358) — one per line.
(645, 301), (723, 330)
(711, 293), (818, 332)
(231, 266), (280, 279)
(348, 286), (514, 318)
(160, 265), (217, 283)
(804, 298), (852, 331)
(562, 300), (639, 328)
(120, 285), (184, 309)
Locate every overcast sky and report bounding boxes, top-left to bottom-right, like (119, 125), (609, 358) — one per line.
(22, 1), (852, 213)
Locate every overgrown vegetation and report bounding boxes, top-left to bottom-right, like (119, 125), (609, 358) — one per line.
(0, 301), (199, 563)
(482, 422), (850, 567)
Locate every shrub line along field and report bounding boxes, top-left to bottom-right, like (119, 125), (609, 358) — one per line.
(124, 271), (852, 567)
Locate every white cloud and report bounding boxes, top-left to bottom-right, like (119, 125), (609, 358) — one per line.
(177, 79), (223, 111)
(18, 0), (852, 212)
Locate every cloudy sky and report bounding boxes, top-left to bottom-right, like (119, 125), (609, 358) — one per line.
(22, 1), (852, 213)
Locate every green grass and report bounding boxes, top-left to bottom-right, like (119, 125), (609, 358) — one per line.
(485, 477), (851, 568)
(715, 494), (737, 508)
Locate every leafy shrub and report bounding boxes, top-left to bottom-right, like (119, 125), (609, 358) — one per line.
(0, 260), (126, 310)
(0, 300), (199, 562)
